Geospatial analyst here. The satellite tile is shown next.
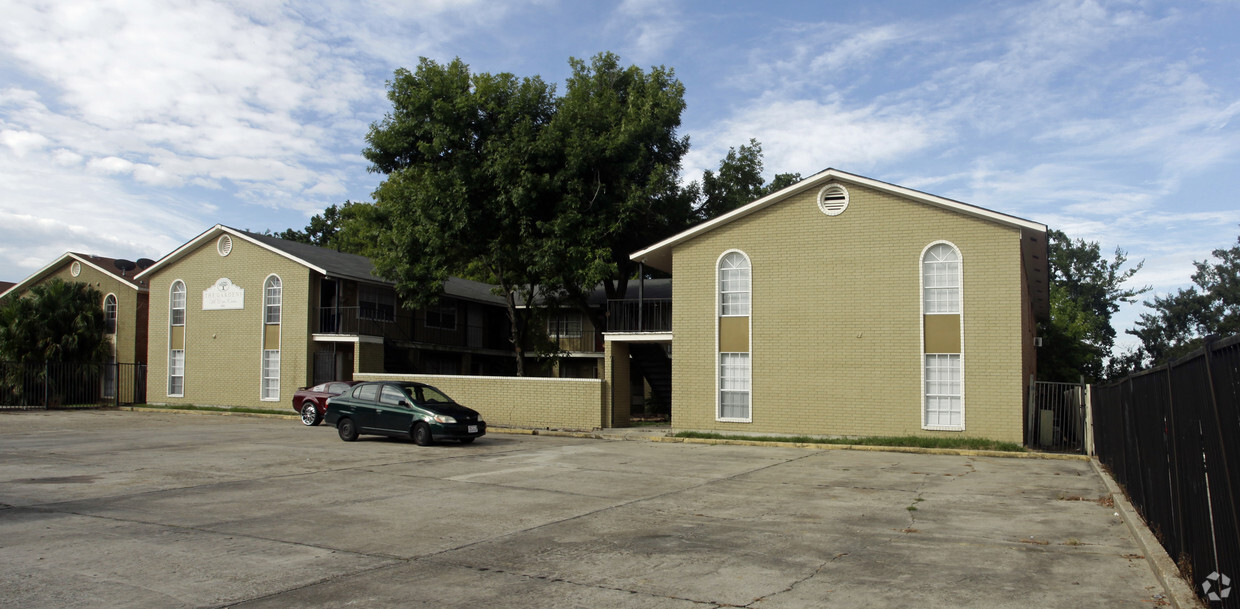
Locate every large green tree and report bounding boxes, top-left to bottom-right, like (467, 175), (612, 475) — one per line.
(1038, 229), (1148, 382)
(0, 279), (110, 365)
(276, 201), (386, 256)
(536, 52), (694, 331)
(1130, 230), (1240, 364)
(690, 138), (802, 222)
(362, 58), (559, 375)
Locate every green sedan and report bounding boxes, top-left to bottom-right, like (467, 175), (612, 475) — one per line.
(324, 381), (486, 445)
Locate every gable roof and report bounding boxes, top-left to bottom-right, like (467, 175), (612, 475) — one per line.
(630, 168), (1050, 317)
(0, 251), (149, 299)
(134, 225), (506, 306)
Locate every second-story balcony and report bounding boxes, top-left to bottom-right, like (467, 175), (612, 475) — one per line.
(606, 298), (672, 333)
(318, 306), (400, 338)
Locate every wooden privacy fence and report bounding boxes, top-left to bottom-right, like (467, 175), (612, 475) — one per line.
(1092, 334), (1239, 607)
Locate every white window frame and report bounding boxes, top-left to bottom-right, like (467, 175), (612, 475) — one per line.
(168, 349), (185, 397)
(103, 293), (118, 334)
(920, 241), (964, 431)
(922, 243), (961, 314)
(169, 280), (186, 326)
(264, 275), (282, 324)
(261, 349), (280, 401)
(718, 251), (751, 316)
(718, 352), (752, 422)
(923, 353), (963, 429)
(716, 249), (753, 422)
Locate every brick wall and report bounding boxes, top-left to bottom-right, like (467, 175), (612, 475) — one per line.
(670, 182), (1027, 442)
(355, 372), (604, 430)
(145, 232), (312, 410)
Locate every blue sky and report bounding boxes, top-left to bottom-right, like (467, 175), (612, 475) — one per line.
(2, 0), (1238, 350)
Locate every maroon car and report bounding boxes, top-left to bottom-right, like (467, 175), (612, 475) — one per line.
(293, 381), (359, 426)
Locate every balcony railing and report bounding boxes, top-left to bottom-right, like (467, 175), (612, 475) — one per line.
(606, 298), (672, 333)
(317, 307), (510, 351)
(546, 330), (604, 353)
(318, 306), (401, 338)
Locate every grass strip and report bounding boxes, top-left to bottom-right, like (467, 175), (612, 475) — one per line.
(128, 403), (292, 416)
(672, 431), (1026, 452)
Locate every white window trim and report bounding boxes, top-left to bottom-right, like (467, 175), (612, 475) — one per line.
(260, 349), (280, 401)
(261, 274), (282, 401)
(169, 280), (187, 327)
(168, 279), (187, 399)
(168, 349), (185, 398)
(919, 241), (965, 432)
(103, 293), (118, 334)
(264, 274), (282, 325)
(716, 249), (753, 423)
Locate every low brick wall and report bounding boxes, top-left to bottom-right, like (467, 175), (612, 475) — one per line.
(354, 373), (604, 431)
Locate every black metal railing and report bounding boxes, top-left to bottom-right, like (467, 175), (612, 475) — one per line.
(318, 306), (400, 337)
(546, 330), (603, 353)
(606, 298), (672, 333)
(1092, 334), (1239, 607)
(1026, 380), (1086, 452)
(1, 361), (146, 409)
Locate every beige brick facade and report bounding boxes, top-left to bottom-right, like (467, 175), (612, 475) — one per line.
(664, 180), (1040, 443)
(355, 373), (604, 430)
(144, 233), (311, 410)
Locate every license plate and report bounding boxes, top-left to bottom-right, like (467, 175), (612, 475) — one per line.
(467, 425), (478, 434)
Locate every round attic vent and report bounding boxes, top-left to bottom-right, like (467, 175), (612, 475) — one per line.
(817, 184), (849, 216)
(70, 261), (81, 277)
(218, 235), (233, 257)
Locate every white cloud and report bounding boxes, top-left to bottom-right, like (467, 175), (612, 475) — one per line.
(0, 129), (50, 157)
(612, 0), (685, 63)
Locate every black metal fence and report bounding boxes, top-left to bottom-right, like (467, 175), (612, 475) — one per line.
(1092, 334), (1239, 606)
(0, 361), (146, 409)
(1027, 380), (1087, 452)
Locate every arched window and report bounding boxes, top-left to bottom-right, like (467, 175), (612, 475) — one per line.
(103, 294), (118, 334)
(921, 242), (963, 430)
(170, 281), (186, 326)
(264, 275), (282, 324)
(922, 243), (960, 313)
(168, 281), (186, 397)
(718, 250), (752, 421)
(718, 252), (750, 316)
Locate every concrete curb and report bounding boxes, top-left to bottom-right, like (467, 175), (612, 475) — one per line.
(647, 435), (1091, 459)
(120, 406), (300, 421)
(1090, 458), (1204, 609)
(115, 409), (1087, 461)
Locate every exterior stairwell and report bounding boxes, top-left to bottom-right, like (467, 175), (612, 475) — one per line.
(628, 343), (672, 405)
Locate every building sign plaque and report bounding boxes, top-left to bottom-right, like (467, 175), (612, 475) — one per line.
(203, 278), (245, 310)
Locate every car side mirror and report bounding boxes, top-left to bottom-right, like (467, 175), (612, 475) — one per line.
(398, 400), (410, 408)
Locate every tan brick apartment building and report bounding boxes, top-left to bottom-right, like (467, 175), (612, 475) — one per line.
(1, 252), (151, 402)
(616, 169), (1049, 443)
(134, 225), (515, 410)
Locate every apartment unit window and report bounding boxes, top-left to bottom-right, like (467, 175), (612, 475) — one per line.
(262, 349), (280, 400)
(103, 294), (117, 334)
(170, 281), (186, 326)
(922, 242), (963, 430)
(426, 304), (457, 330)
(264, 276), (282, 324)
(719, 353), (751, 420)
(719, 252), (751, 316)
(546, 313), (582, 338)
(923, 244), (961, 314)
(924, 354), (962, 427)
(359, 285), (395, 321)
(718, 250), (752, 422)
(168, 349), (185, 396)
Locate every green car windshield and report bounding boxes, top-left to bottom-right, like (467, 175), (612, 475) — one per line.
(405, 385), (453, 404)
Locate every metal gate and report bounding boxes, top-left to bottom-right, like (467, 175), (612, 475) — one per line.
(1027, 380), (1087, 453)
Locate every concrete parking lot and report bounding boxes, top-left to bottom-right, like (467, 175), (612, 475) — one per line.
(0, 410), (1174, 608)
